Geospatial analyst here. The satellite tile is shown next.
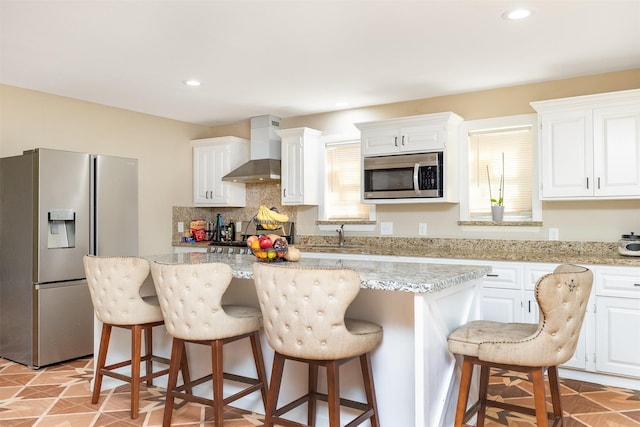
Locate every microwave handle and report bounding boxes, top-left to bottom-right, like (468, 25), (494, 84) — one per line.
(413, 163), (420, 195)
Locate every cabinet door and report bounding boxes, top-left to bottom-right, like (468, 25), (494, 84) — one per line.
(192, 138), (247, 207)
(402, 125), (444, 152)
(360, 127), (401, 156)
(482, 288), (522, 323)
(281, 134), (304, 204)
(280, 128), (321, 206)
(539, 109), (593, 198)
(596, 296), (640, 378)
(593, 103), (640, 197)
(193, 144), (219, 204)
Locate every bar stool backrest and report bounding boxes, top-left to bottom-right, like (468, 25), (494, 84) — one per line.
(83, 255), (157, 326)
(252, 263), (372, 360)
(151, 261), (255, 340)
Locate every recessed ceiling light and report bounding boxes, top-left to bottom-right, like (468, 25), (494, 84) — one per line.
(502, 8), (534, 20)
(184, 79), (201, 87)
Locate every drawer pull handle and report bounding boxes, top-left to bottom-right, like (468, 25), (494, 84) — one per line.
(486, 274), (499, 277)
(635, 283), (640, 287)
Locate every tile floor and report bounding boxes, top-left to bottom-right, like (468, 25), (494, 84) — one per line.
(0, 357), (639, 426)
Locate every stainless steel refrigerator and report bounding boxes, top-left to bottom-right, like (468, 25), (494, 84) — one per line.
(0, 148), (138, 368)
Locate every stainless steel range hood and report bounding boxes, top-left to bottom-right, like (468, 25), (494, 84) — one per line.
(222, 115), (281, 183)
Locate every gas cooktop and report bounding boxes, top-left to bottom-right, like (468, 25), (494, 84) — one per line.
(208, 241), (247, 247)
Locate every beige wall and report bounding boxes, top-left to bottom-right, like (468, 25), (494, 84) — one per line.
(0, 84), (212, 255)
(2, 69), (640, 254)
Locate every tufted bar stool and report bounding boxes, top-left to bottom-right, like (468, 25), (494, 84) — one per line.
(447, 264), (593, 427)
(83, 255), (184, 419)
(150, 261), (268, 427)
(252, 262), (383, 427)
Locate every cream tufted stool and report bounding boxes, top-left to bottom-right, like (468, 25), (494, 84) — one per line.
(151, 261), (268, 427)
(252, 263), (383, 427)
(83, 255), (184, 419)
(448, 264), (593, 427)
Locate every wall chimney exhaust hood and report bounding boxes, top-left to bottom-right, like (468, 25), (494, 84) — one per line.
(222, 115), (281, 183)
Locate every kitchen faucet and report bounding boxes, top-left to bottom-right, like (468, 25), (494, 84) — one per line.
(336, 224), (345, 247)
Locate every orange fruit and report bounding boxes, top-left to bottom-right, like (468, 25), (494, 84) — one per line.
(251, 240), (261, 250)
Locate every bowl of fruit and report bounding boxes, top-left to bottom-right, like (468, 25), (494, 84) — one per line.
(246, 234), (288, 262)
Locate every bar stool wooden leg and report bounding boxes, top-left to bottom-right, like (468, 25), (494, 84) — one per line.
(307, 363), (318, 427)
(212, 339), (225, 427)
(531, 367), (549, 427)
(454, 356), (474, 427)
(477, 364), (490, 427)
(548, 366), (563, 421)
(180, 344), (192, 395)
(163, 337), (184, 427)
(144, 325), (153, 386)
(130, 324), (142, 418)
(92, 323), (111, 405)
(249, 331), (269, 406)
(265, 352), (285, 427)
(327, 360), (340, 427)
(361, 353), (380, 427)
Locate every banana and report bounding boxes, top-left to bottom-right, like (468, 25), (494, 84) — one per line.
(257, 205), (289, 230)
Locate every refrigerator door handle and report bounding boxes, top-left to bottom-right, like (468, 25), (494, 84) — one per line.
(35, 279), (87, 290)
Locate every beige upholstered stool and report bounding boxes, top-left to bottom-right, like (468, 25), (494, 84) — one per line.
(252, 263), (383, 427)
(448, 264), (593, 427)
(83, 255), (182, 419)
(151, 261), (268, 427)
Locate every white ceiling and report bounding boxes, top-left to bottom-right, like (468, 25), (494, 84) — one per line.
(1, 0), (639, 127)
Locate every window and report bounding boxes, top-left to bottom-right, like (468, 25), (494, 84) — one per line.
(323, 140), (371, 220)
(460, 114), (541, 222)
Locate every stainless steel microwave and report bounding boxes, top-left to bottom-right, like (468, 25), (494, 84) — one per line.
(363, 152), (443, 199)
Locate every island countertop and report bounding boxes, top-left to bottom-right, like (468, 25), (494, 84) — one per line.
(147, 252), (491, 294)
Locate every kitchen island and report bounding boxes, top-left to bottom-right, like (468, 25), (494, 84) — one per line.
(96, 252), (490, 427)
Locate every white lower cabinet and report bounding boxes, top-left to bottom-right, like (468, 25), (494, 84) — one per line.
(595, 266), (640, 378)
(481, 262), (523, 322)
(482, 287), (522, 323)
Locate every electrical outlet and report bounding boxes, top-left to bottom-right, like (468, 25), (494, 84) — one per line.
(548, 228), (559, 240)
(418, 223), (427, 236)
(381, 222), (393, 235)
(177, 222), (184, 233)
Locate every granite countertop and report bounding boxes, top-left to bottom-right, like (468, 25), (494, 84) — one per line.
(173, 237), (640, 267)
(148, 252), (491, 294)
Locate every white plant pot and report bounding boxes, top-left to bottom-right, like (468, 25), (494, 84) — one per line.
(491, 205), (504, 222)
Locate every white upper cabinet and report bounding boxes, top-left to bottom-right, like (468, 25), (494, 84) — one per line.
(277, 127), (322, 205)
(191, 136), (249, 207)
(356, 112), (463, 157)
(532, 89), (640, 200)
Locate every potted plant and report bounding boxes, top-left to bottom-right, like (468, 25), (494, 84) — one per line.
(487, 152), (505, 221)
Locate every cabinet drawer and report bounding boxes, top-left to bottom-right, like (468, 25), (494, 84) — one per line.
(596, 266), (640, 298)
(483, 265), (520, 290)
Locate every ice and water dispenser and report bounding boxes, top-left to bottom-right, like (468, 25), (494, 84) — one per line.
(47, 209), (76, 249)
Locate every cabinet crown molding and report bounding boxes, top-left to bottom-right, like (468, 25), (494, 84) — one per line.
(531, 88), (640, 112)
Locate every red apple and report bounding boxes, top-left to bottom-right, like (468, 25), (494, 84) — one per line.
(259, 236), (272, 249)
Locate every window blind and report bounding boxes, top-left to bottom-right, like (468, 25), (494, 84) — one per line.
(325, 142), (370, 220)
(468, 127), (533, 219)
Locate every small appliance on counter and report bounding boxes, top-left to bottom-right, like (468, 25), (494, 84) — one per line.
(618, 232), (640, 256)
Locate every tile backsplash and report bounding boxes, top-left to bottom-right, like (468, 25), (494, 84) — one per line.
(172, 182), (297, 242)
